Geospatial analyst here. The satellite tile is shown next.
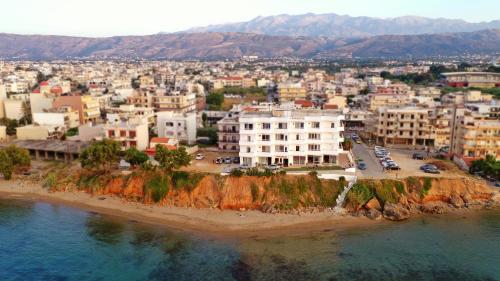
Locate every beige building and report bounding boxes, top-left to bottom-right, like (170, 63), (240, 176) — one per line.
(153, 92), (196, 113)
(17, 125), (60, 140)
(372, 107), (436, 149)
(451, 107), (500, 164)
(365, 94), (410, 111)
(278, 82), (307, 102)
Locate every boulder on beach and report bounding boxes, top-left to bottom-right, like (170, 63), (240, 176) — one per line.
(366, 208), (382, 220)
(364, 198), (381, 211)
(383, 203), (410, 221)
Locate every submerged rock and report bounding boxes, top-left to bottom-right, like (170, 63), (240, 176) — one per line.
(383, 203), (410, 221)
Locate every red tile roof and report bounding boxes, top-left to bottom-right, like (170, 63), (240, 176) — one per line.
(295, 99), (314, 107)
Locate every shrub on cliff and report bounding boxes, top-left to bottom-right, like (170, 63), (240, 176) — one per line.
(0, 150), (13, 180)
(0, 145), (30, 180)
(80, 139), (121, 172)
(348, 182), (375, 207)
(145, 175), (169, 203)
(154, 145), (191, 173)
(171, 171), (205, 192)
(124, 148), (149, 167)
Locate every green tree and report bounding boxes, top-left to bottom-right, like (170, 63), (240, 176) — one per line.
(201, 112), (208, 127)
(206, 92), (224, 110)
(154, 145), (191, 173)
(0, 150), (13, 180)
(0, 118), (19, 135)
(80, 139), (121, 171)
(3, 145), (30, 171)
(124, 147), (149, 167)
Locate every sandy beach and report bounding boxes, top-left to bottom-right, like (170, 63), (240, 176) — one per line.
(0, 179), (378, 237)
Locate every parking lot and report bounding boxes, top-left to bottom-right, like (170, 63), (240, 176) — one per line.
(352, 142), (467, 179)
(182, 150), (239, 174)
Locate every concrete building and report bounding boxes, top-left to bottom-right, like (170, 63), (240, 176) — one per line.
(278, 82), (307, 102)
(238, 109), (345, 167)
(103, 121), (149, 151)
(153, 92), (196, 113)
(372, 107), (436, 149)
(33, 106), (80, 129)
(365, 94), (410, 111)
(442, 72), (500, 88)
(3, 99), (24, 120)
(451, 107), (500, 166)
(53, 95), (101, 125)
(217, 111), (240, 152)
(156, 111), (197, 145)
(16, 125), (61, 140)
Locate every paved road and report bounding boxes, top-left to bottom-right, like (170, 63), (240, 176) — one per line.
(352, 142), (384, 178)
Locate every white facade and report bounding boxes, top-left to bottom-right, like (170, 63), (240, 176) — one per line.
(30, 93), (57, 113)
(156, 111), (197, 145)
(3, 99), (24, 120)
(239, 109), (345, 167)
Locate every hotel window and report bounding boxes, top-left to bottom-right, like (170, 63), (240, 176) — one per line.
(120, 130), (126, 137)
(262, 146), (270, 152)
(244, 123), (253, 130)
(108, 130), (115, 137)
(296, 146), (300, 151)
(308, 144), (320, 151)
(311, 122), (320, 128)
(129, 131), (136, 138)
(262, 123), (271, 129)
(261, 135), (270, 141)
(165, 122), (174, 127)
(331, 122), (335, 128)
(278, 123), (287, 129)
(129, 141), (137, 147)
(295, 122), (304, 129)
(247, 136), (251, 142)
(246, 147), (251, 153)
(308, 133), (320, 140)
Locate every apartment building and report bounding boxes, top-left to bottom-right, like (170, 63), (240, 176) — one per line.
(33, 106), (80, 129)
(127, 90), (154, 108)
(52, 95), (101, 124)
(217, 111), (240, 152)
(442, 72), (500, 88)
(106, 104), (155, 125)
(364, 94), (411, 111)
(238, 109), (345, 167)
(153, 92), (196, 113)
(156, 111), (197, 145)
(103, 121), (149, 151)
(278, 82), (307, 102)
(3, 99), (25, 120)
(451, 106), (500, 166)
(372, 107), (436, 149)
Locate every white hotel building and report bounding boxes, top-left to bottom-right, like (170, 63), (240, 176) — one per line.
(239, 109), (346, 167)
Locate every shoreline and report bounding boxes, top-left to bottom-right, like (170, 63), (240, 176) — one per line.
(0, 179), (379, 238)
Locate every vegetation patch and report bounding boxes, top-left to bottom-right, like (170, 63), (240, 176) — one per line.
(145, 175), (170, 203)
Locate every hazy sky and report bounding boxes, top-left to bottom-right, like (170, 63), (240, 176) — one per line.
(2, 0), (499, 37)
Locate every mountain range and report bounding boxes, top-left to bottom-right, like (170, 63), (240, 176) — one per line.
(183, 13), (500, 38)
(0, 29), (499, 60)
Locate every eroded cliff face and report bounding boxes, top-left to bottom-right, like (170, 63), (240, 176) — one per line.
(93, 174), (498, 219)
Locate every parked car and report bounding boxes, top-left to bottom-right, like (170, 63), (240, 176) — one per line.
(224, 157), (232, 164)
(413, 153), (425, 160)
(195, 153), (204, 160)
(215, 157), (223, 164)
(239, 164), (251, 170)
(420, 164), (437, 171)
(423, 167), (440, 174)
(267, 164), (280, 171)
(388, 163), (401, 170)
(232, 157), (240, 164)
(355, 139), (362, 144)
(357, 162), (367, 170)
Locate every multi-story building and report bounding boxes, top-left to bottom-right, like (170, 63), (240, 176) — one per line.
(238, 109), (345, 167)
(156, 111), (197, 145)
(106, 104), (155, 125)
(365, 94), (410, 111)
(127, 89), (154, 108)
(451, 106), (500, 166)
(33, 106), (80, 130)
(442, 72), (500, 88)
(103, 121), (149, 151)
(153, 92), (196, 113)
(217, 111), (240, 152)
(52, 95), (101, 125)
(278, 82), (307, 102)
(372, 107), (436, 149)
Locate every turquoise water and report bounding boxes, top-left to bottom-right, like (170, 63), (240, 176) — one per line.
(0, 199), (499, 281)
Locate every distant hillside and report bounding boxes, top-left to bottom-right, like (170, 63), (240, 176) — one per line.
(183, 13), (500, 38)
(0, 29), (498, 60)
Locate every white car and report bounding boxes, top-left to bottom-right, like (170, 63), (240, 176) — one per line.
(195, 153), (204, 160)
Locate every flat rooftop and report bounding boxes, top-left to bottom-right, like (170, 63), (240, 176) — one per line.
(0, 140), (90, 154)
